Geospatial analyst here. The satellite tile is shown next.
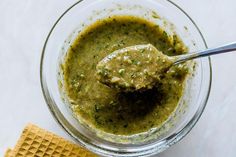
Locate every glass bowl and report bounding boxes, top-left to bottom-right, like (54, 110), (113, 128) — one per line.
(40, 0), (212, 156)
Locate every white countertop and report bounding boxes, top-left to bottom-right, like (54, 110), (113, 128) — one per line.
(1, 0), (236, 156)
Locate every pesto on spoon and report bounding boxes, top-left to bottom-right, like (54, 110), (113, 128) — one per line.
(96, 44), (173, 91)
(96, 42), (236, 92)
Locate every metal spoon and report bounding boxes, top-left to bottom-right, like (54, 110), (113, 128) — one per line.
(96, 42), (236, 92)
(173, 42), (236, 64)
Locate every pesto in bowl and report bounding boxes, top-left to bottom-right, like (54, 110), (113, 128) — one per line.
(61, 15), (188, 135)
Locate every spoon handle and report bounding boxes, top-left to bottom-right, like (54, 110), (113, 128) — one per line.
(174, 42), (236, 64)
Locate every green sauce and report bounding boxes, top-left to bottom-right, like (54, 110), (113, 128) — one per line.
(96, 44), (174, 92)
(62, 15), (188, 135)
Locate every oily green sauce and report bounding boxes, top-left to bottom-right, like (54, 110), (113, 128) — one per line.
(96, 44), (174, 92)
(62, 15), (188, 135)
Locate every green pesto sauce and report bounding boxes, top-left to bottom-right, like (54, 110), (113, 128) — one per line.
(62, 15), (188, 135)
(96, 44), (174, 92)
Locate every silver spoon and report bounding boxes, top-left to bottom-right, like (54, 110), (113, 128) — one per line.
(174, 42), (236, 64)
(96, 42), (236, 92)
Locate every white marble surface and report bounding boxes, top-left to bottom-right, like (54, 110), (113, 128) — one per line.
(0, 0), (236, 156)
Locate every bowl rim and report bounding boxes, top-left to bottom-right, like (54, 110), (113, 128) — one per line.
(40, 0), (212, 156)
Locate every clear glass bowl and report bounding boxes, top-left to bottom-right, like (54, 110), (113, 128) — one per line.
(40, 0), (212, 156)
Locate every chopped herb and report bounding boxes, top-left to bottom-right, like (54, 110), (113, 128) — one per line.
(131, 59), (139, 65)
(118, 69), (125, 76)
(163, 31), (168, 39)
(94, 104), (100, 112)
